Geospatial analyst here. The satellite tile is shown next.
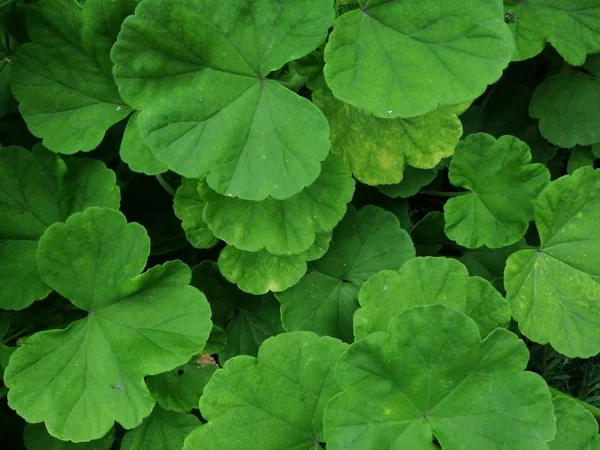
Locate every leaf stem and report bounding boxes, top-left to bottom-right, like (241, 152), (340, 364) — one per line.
(420, 190), (467, 197)
(2, 323), (37, 345)
(155, 174), (176, 196)
(550, 387), (600, 420)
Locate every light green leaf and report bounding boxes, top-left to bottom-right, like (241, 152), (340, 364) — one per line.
(121, 407), (199, 450)
(504, 0), (600, 66)
(0, 146), (120, 310)
(185, 332), (348, 450)
(191, 262), (283, 363)
(530, 67), (600, 148)
(217, 233), (331, 295)
(174, 179), (219, 250)
(120, 112), (168, 176)
(379, 166), (439, 198)
(112, 0), (334, 200)
(5, 208), (212, 442)
(324, 0), (513, 118)
(444, 133), (550, 248)
(201, 154), (354, 255)
(548, 396), (600, 450)
(24, 424), (114, 450)
(504, 166), (600, 358)
(354, 257), (510, 340)
(324, 305), (556, 450)
(11, 0), (132, 154)
(277, 205), (415, 341)
(147, 362), (218, 413)
(313, 90), (462, 185)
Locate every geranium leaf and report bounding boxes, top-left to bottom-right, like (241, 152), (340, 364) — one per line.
(504, 0), (600, 66)
(174, 178), (219, 250)
(324, 0), (513, 117)
(504, 166), (600, 357)
(444, 133), (550, 249)
(191, 262), (283, 363)
(277, 205), (415, 341)
(548, 396), (600, 449)
(120, 112), (168, 176)
(530, 67), (600, 148)
(121, 407), (199, 450)
(324, 305), (556, 449)
(111, 0), (334, 200)
(4, 208), (212, 442)
(0, 146), (120, 310)
(567, 147), (597, 174)
(24, 424), (114, 449)
(184, 332), (348, 450)
(354, 257), (510, 340)
(313, 90), (462, 185)
(11, 0), (132, 154)
(201, 154), (354, 255)
(379, 166), (440, 199)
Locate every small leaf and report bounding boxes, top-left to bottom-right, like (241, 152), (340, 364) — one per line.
(174, 178), (219, 250)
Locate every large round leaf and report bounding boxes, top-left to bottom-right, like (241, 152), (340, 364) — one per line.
(0, 146), (120, 310)
(324, 305), (556, 449)
(354, 257), (510, 340)
(530, 67), (600, 148)
(444, 134), (550, 249)
(313, 90), (463, 185)
(184, 332), (348, 450)
(504, 167), (600, 357)
(324, 0), (513, 118)
(11, 0), (132, 154)
(4, 208), (212, 442)
(112, 0), (334, 200)
(504, 0), (600, 66)
(201, 153), (353, 255)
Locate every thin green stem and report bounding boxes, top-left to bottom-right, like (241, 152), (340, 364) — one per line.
(155, 174), (176, 196)
(2, 323), (37, 345)
(550, 387), (600, 420)
(420, 190), (467, 198)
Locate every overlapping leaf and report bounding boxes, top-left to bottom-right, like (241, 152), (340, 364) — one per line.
(313, 90), (462, 185)
(174, 178), (219, 250)
(504, 166), (600, 357)
(184, 332), (348, 450)
(0, 146), (120, 310)
(276, 206), (415, 342)
(11, 0), (133, 153)
(324, 305), (556, 449)
(4, 208), (212, 442)
(354, 257), (511, 340)
(324, 0), (513, 117)
(23, 424), (114, 450)
(548, 396), (600, 449)
(112, 0), (334, 200)
(444, 133), (550, 248)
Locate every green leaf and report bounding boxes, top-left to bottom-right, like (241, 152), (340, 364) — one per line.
(147, 362), (218, 413)
(324, 0), (513, 118)
(530, 67), (600, 148)
(504, 0), (600, 66)
(568, 147), (597, 174)
(313, 90), (462, 185)
(11, 0), (132, 154)
(5, 208), (212, 442)
(112, 0), (334, 200)
(191, 262), (283, 363)
(24, 424), (114, 450)
(120, 112), (168, 176)
(277, 205), (415, 341)
(174, 178), (219, 250)
(409, 211), (452, 256)
(354, 257), (510, 340)
(444, 134), (550, 249)
(379, 166), (439, 198)
(217, 233), (331, 295)
(121, 407), (199, 450)
(201, 154), (354, 255)
(459, 239), (530, 282)
(0, 146), (120, 310)
(324, 305), (556, 449)
(504, 166), (600, 358)
(548, 396), (600, 450)
(185, 332), (348, 450)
